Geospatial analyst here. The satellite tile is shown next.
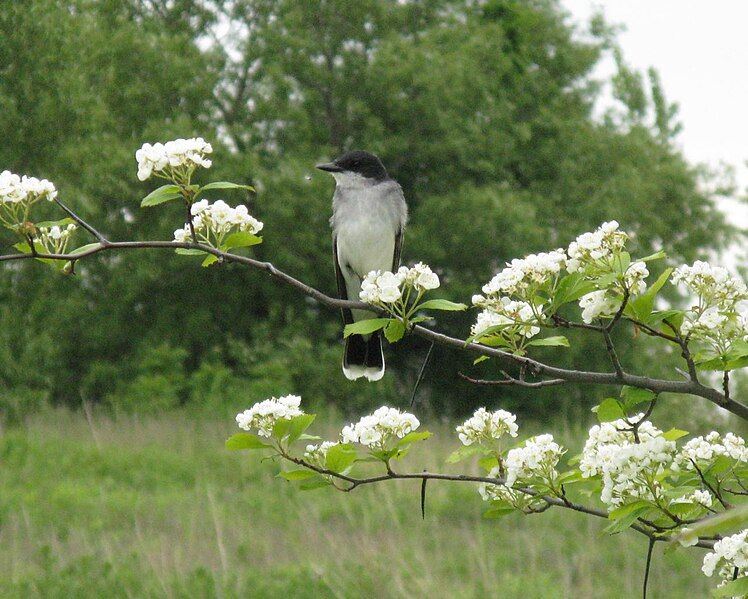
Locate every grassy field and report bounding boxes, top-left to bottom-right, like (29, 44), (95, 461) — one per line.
(0, 408), (713, 598)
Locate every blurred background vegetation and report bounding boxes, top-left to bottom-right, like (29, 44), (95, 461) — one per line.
(0, 0), (739, 423)
(2, 1), (747, 597)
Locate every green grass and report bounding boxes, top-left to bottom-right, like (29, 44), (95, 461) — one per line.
(0, 408), (713, 598)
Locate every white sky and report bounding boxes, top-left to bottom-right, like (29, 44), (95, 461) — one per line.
(562, 1), (748, 230)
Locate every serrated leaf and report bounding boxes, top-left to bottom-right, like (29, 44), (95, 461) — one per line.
(325, 443), (357, 473)
(662, 428), (689, 441)
(202, 254), (219, 267)
(200, 181), (254, 192)
(141, 184), (182, 207)
(416, 299), (467, 311)
(222, 231), (262, 250)
(278, 469), (317, 481)
(446, 445), (490, 464)
(526, 335), (570, 348)
(593, 398), (626, 422)
(383, 319), (406, 343)
(344, 318), (390, 338)
(286, 414), (316, 444)
(396, 431), (431, 447)
(225, 432), (272, 450)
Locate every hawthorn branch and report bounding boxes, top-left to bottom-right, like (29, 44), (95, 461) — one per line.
(1, 227), (747, 419)
(280, 452), (716, 549)
(458, 371), (565, 388)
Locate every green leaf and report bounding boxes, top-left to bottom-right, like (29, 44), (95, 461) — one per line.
(446, 445), (491, 464)
(272, 418), (291, 440)
(222, 231), (262, 250)
(383, 319), (406, 343)
(625, 267), (673, 322)
(344, 318), (390, 338)
(325, 444), (357, 473)
(637, 250), (666, 262)
(604, 500), (652, 534)
(551, 273), (597, 308)
(620, 386), (656, 410)
(175, 248), (206, 256)
(713, 577), (748, 597)
(69, 242), (103, 256)
(140, 184), (182, 207)
(662, 428), (689, 441)
(473, 356), (489, 365)
(278, 469), (317, 481)
(299, 476), (333, 491)
(416, 299), (467, 311)
(225, 432), (272, 450)
(286, 414), (316, 444)
(396, 431), (432, 447)
(477, 455), (499, 472)
(34, 217), (75, 228)
(199, 181), (254, 192)
(201, 254), (219, 267)
(677, 503), (748, 543)
(482, 504), (515, 519)
(593, 398), (626, 422)
(526, 336), (570, 348)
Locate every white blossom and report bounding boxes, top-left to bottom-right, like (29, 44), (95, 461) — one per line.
(235, 394), (303, 437)
(578, 290), (621, 324)
(674, 431), (748, 471)
(0, 170), (57, 205)
(136, 137), (213, 181)
(359, 263), (439, 306)
(673, 261), (748, 308)
(303, 441), (337, 467)
(34, 223), (76, 253)
(504, 434), (565, 487)
(566, 220), (627, 272)
(470, 297), (540, 339)
(701, 530), (748, 583)
(672, 489), (713, 508)
(481, 249), (566, 297)
(340, 406), (419, 449)
(173, 199), (263, 245)
(478, 465), (525, 504)
(456, 408), (518, 446)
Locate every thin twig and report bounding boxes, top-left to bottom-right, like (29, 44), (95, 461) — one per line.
(643, 537), (655, 599)
(457, 371), (565, 388)
(54, 198), (109, 244)
(410, 341), (434, 408)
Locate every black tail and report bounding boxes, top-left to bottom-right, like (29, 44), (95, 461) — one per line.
(342, 332), (385, 381)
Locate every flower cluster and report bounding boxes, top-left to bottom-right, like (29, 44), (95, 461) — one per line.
(480, 249), (566, 297)
(235, 395), (304, 438)
(456, 408), (518, 446)
(673, 261), (748, 354)
(341, 406), (419, 449)
(478, 466), (528, 506)
(0, 170), (58, 205)
(566, 221), (627, 273)
(359, 263), (440, 306)
(173, 199), (263, 245)
(34, 223), (77, 254)
(702, 530), (748, 583)
(580, 416), (676, 509)
(673, 431), (748, 471)
(470, 298), (540, 339)
(672, 489), (713, 508)
(303, 441), (337, 467)
(504, 434), (565, 487)
(136, 137), (213, 181)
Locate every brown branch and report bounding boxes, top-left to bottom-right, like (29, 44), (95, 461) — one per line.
(458, 371), (565, 388)
(53, 198), (109, 244)
(281, 453), (716, 549)
(1, 229), (746, 419)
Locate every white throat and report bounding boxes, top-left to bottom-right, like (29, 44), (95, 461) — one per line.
(331, 171), (376, 189)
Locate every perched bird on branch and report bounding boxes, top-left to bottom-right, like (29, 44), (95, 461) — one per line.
(317, 151), (408, 381)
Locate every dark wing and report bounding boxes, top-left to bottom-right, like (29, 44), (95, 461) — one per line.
(333, 236), (354, 325)
(392, 226), (404, 271)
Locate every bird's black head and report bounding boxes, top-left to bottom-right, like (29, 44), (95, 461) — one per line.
(316, 150), (388, 181)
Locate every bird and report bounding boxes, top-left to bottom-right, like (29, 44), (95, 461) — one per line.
(316, 150), (408, 381)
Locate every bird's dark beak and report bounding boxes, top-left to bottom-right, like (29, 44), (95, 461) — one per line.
(315, 161), (343, 173)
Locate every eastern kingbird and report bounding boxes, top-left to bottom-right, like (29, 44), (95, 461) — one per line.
(317, 151), (408, 381)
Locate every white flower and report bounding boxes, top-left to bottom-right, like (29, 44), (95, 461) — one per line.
(471, 297), (540, 339)
(672, 489), (713, 508)
(34, 223), (77, 252)
(303, 441), (337, 467)
(478, 465), (525, 504)
(624, 261), (649, 294)
(567, 221), (627, 273)
(701, 530), (748, 582)
(359, 263), (439, 306)
(235, 394), (303, 437)
(172, 199), (263, 245)
(504, 434), (565, 487)
(0, 170), (57, 205)
(136, 137), (213, 181)
(481, 249), (566, 297)
(578, 290), (621, 324)
(674, 431), (748, 471)
(456, 408), (519, 446)
(340, 406), (419, 449)
(673, 261), (748, 308)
